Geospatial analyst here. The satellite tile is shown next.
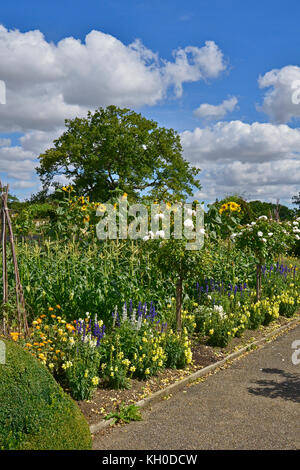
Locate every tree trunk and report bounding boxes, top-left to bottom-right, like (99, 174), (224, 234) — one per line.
(176, 277), (183, 332)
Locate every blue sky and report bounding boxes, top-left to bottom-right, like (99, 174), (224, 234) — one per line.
(1, 0), (300, 205)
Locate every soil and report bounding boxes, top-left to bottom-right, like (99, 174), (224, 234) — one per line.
(78, 313), (299, 425)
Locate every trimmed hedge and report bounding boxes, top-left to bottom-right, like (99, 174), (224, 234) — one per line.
(0, 339), (92, 450)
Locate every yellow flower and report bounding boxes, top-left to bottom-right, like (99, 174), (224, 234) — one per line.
(10, 332), (20, 342)
(91, 376), (99, 386)
(48, 307), (54, 311)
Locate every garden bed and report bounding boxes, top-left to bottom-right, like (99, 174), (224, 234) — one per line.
(78, 312), (300, 426)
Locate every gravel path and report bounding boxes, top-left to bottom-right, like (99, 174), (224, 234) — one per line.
(93, 324), (300, 450)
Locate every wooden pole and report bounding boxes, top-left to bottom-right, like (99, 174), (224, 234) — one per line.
(1, 186), (8, 333)
(1, 181), (28, 335)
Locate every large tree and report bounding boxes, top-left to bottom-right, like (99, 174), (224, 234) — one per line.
(37, 105), (201, 202)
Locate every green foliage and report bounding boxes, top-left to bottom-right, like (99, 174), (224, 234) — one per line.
(37, 105), (201, 202)
(0, 238), (173, 326)
(234, 217), (294, 263)
(163, 329), (189, 368)
(248, 200), (295, 221)
(0, 340), (92, 450)
(104, 403), (142, 425)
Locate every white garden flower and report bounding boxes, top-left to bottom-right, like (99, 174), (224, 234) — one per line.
(251, 222), (256, 225)
(268, 232), (273, 237)
(184, 218), (194, 228)
(156, 230), (165, 238)
(258, 215), (268, 220)
(257, 231), (263, 237)
(186, 208), (196, 216)
(143, 235), (150, 241)
(154, 213), (165, 221)
(122, 303), (128, 322)
(262, 238), (267, 243)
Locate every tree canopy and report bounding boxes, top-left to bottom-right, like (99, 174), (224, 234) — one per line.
(37, 105), (201, 202)
(248, 200), (295, 221)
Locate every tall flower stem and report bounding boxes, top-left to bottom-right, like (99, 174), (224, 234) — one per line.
(176, 277), (183, 332)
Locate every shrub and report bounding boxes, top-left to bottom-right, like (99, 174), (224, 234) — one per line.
(0, 339), (92, 450)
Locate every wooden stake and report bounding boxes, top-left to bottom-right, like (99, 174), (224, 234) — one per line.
(1, 187), (8, 333)
(0, 181), (28, 335)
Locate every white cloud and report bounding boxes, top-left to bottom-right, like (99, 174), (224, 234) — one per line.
(0, 26), (226, 133)
(0, 25), (227, 193)
(20, 129), (64, 154)
(194, 96), (238, 120)
(181, 120), (300, 164)
(0, 146), (36, 181)
(181, 120), (300, 205)
(163, 41), (226, 97)
(258, 65), (300, 123)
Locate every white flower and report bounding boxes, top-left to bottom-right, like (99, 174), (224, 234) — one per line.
(184, 218), (194, 228)
(142, 144), (147, 150)
(257, 231), (263, 237)
(143, 235), (150, 241)
(230, 233), (237, 239)
(154, 213), (165, 221)
(258, 215), (268, 220)
(268, 232), (273, 237)
(156, 230), (165, 238)
(262, 238), (267, 243)
(199, 228), (205, 234)
(186, 208), (196, 216)
(295, 235), (300, 240)
(251, 222), (256, 225)
(148, 230), (155, 238)
(122, 303), (127, 322)
(293, 221), (299, 225)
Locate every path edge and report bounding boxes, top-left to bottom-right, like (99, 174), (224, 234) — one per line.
(90, 316), (300, 434)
